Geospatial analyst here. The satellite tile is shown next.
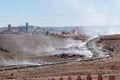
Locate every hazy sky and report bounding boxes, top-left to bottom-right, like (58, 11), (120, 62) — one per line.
(0, 0), (120, 27)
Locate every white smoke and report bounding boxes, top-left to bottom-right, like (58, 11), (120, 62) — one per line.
(51, 39), (93, 57)
(0, 59), (42, 66)
(49, 0), (120, 26)
(82, 26), (120, 38)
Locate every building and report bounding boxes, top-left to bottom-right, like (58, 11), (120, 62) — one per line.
(26, 22), (29, 33)
(8, 24), (11, 32)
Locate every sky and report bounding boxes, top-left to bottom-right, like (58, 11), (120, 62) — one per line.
(0, 0), (120, 27)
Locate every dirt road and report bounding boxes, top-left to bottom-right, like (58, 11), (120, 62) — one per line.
(87, 38), (112, 57)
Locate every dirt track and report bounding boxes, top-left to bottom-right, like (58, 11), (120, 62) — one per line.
(87, 38), (112, 57)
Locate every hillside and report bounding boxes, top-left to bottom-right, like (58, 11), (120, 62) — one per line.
(99, 34), (120, 55)
(0, 34), (68, 56)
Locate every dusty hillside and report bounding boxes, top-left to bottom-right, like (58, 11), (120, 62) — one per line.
(98, 34), (120, 55)
(0, 34), (88, 66)
(0, 34), (69, 56)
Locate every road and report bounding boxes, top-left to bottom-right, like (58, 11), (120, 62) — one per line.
(87, 38), (112, 57)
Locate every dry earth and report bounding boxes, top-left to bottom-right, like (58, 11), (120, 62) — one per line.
(0, 34), (120, 80)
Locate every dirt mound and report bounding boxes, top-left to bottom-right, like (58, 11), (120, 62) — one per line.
(98, 34), (120, 54)
(100, 34), (120, 40)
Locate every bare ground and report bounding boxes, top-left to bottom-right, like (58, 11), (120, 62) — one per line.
(0, 34), (120, 79)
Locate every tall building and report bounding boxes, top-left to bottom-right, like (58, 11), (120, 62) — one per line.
(8, 24), (11, 32)
(26, 22), (29, 33)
